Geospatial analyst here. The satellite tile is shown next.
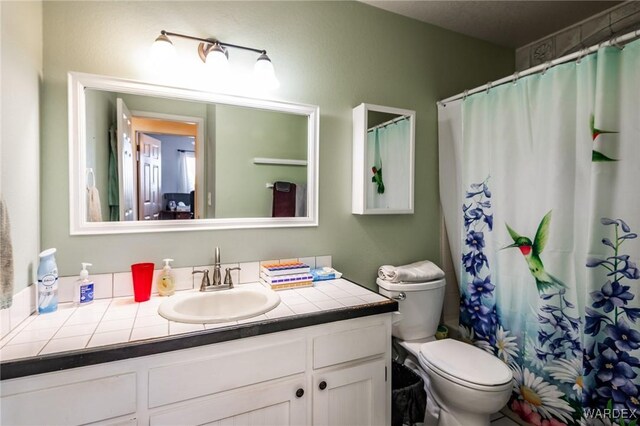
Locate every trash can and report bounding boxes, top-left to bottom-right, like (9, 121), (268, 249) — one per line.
(392, 361), (427, 426)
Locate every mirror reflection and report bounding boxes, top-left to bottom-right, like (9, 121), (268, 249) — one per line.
(85, 89), (308, 222)
(366, 110), (412, 210)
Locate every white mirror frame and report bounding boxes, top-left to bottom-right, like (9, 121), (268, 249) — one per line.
(68, 72), (319, 235)
(352, 103), (415, 215)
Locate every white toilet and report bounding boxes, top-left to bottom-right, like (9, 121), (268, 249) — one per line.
(377, 278), (513, 426)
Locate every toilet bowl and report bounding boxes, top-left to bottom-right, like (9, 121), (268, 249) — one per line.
(377, 277), (513, 426)
(419, 339), (512, 426)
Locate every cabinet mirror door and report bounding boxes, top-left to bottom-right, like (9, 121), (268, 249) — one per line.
(352, 103), (415, 215)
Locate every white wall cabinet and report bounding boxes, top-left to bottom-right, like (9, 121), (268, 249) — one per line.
(1, 314), (392, 426)
(352, 103), (415, 215)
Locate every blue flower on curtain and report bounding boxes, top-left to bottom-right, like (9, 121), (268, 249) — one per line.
(584, 218), (640, 421)
(460, 178), (499, 347)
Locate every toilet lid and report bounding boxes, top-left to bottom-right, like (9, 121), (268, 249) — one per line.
(419, 339), (512, 386)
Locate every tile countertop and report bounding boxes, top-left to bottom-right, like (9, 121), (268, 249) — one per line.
(0, 279), (397, 380)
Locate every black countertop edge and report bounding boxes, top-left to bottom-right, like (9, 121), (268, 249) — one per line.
(1, 299), (397, 380)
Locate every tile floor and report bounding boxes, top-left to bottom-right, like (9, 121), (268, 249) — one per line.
(0, 279), (387, 361)
(491, 411), (520, 425)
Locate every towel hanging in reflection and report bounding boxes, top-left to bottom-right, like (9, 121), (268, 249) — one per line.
(108, 125), (119, 221)
(272, 181), (297, 217)
(86, 168), (103, 222)
(0, 198), (14, 309)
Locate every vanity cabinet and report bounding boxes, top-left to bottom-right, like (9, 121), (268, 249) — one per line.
(0, 371), (137, 425)
(313, 359), (387, 426)
(150, 376), (307, 426)
(1, 314), (392, 425)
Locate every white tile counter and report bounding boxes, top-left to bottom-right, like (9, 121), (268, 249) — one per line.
(0, 279), (389, 362)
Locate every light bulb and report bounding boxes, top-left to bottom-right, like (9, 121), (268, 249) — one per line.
(205, 43), (229, 79)
(254, 53), (280, 90)
(150, 33), (176, 63)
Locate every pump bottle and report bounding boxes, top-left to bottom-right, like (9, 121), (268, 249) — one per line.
(158, 258), (176, 296)
(75, 262), (95, 306)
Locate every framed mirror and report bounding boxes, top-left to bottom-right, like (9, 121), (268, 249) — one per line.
(352, 103), (415, 215)
(69, 72), (319, 234)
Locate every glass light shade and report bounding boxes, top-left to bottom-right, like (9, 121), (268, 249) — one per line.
(205, 43), (229, 78)
(254, 53), (280, 90)
(150, 34), (176, 63)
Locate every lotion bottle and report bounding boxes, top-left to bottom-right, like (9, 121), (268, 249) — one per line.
(74, 263), (95, 306)
(158, 258), (176, 296)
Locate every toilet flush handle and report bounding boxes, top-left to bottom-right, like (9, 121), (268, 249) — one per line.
(392, 292), (406, 301)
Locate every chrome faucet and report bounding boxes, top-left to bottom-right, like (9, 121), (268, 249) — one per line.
(192, 269), (211, 292)
(212, 246), (222, 286)
(192, 247), (241, 292)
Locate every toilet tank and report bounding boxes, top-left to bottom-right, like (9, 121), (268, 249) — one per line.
(377, 278), (446, 341)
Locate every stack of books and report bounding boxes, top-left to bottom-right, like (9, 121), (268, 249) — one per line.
(260, 262), (312, 290)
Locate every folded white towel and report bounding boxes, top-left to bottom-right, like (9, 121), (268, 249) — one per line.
(378, 260), (444, 283)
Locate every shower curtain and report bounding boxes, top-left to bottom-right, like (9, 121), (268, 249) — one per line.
(177, 150), (196, 194)
(438, 40), (640, 425)
(366, 119), (411, 209)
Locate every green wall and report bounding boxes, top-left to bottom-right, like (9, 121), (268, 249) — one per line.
(215, 105), (307, 218)
(1, 0), (42, 296)
(84, 89), (116, 221)
(41, 1), (513, 288)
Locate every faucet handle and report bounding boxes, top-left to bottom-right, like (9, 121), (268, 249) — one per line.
(193, 269), (211, 291)
(223, 267), (241, 287)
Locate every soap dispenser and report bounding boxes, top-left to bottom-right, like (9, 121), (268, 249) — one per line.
(158, 258), (176, 296)
(74, 262), (95, 306)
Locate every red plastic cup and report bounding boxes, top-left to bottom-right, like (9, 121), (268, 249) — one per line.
(131, 262), (154, 302)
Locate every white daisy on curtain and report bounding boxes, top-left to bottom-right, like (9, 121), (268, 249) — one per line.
(524, 336), (547, 370)
(511, 363), (575, 423)
(495, 326), (519, 362)
(544, 357), (584, 398)
(459, 325), (495, 354)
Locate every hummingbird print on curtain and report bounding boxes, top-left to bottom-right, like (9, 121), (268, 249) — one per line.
(504, 211), (566, 293)
(591, 115), (618, 162)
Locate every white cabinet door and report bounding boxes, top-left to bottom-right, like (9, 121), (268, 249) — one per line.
(1, 372), (137, 426)
(313, 359), (387, 426)
(150, 376), (307, 426)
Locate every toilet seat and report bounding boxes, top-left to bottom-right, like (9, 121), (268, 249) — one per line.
(419, 339), (512, 392)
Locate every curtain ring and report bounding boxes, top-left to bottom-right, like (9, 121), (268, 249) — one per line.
(485, 82), (493, 94)
(576, 48), (587, 64)
(541, 61), (552, 75)
(462, 89), (469, 100)
(609, 35), (624, 50)
(512, 71), (520, 85)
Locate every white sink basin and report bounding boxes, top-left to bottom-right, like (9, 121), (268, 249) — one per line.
(158, 287), (281, 324)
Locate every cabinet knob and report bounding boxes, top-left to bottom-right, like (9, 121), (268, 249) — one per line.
(319, 381), (327, 390)
(296, 388), (304, 398)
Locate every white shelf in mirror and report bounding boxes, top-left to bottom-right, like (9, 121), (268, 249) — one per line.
(253, 157), (308, 166)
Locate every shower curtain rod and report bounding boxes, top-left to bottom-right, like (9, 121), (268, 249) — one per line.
(438, 28), (640, 106)
(367, 114), (409, 132)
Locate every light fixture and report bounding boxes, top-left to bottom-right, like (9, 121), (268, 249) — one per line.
(205, 42), (229, 78)
(254, 52), (280, 90)
(151, 30), (279, 89)
(150, 32), (176, 62)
